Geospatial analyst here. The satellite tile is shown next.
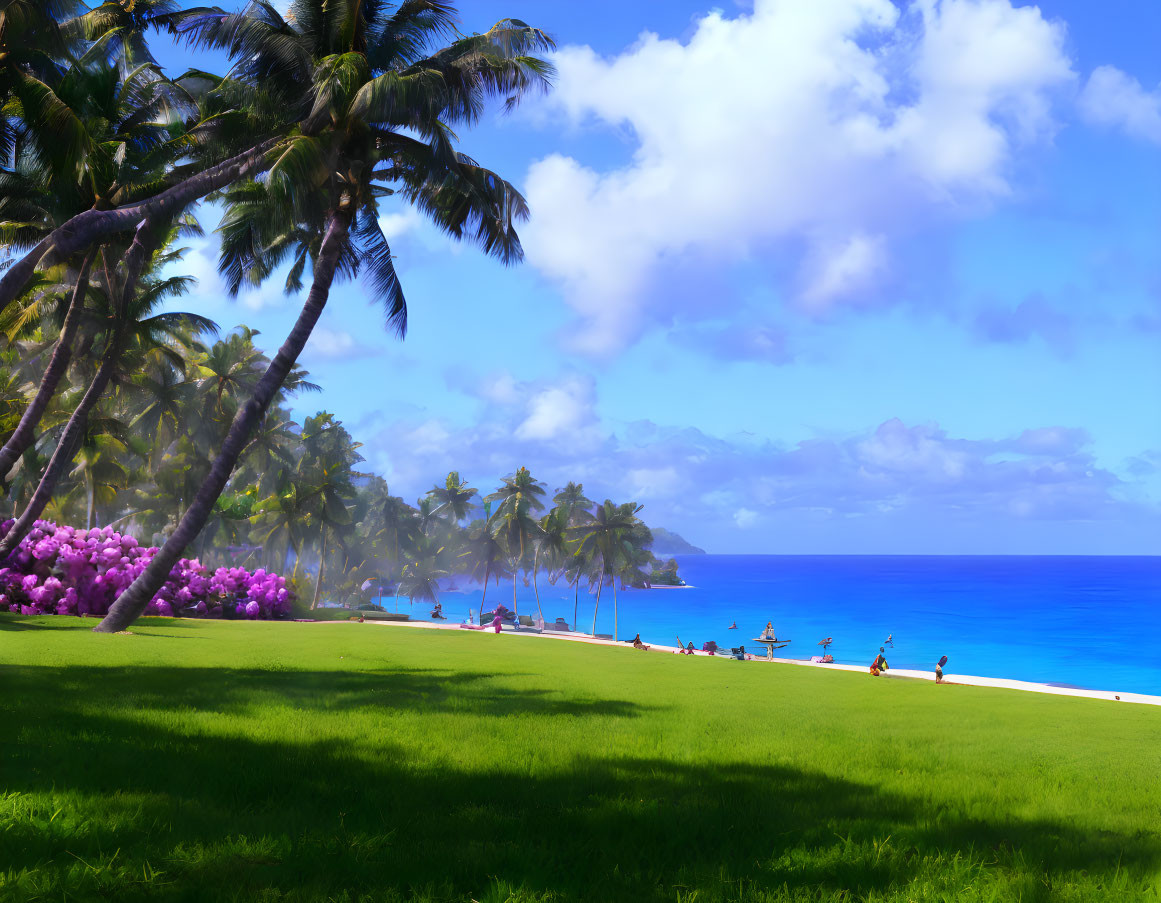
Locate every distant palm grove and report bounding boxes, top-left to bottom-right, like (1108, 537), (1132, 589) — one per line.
(0, 0), (629, 631)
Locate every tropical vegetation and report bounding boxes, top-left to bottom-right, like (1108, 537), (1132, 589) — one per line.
(0, 324), (680, 631)
(0, 0), (558, 631)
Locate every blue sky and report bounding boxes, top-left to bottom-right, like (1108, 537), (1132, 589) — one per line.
(161, 1), (1161, 554)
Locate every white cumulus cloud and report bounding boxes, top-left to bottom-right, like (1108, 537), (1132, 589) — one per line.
(522, 0), (1074, 353)
(515, 375), (597, 441)
(1078, 65), (1161, 145)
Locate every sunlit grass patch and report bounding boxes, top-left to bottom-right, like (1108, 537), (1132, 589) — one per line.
(1, 614), (1159, 901)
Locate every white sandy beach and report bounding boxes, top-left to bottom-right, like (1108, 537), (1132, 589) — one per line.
(325, 616), (1161, 708)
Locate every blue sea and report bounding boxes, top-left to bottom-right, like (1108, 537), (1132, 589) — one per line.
(381, 555), (1161, 697)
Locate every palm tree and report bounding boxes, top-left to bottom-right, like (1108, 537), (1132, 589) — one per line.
(551, 482), (593, 629)
(0, 248), (97, 482)
(362, 479), (418, 570)
(96, 2), (553, 632)
(0, 222), (216, 556)
(0, 53), (201, 480)
(427, 471), (477, 523)
(462, 506), (509, 624)
(533, 505), (571, 627)
(398, 534), (449, 610)
(296, 413), (360, 608)
(485, 467), (546, 620)
(569, 500), (645, 641)
(251, 480), (312, 578)
(553, 482), (594, 517)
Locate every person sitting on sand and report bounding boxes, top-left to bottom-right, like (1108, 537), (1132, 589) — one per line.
(631, 633), (649, 650)
(935, 655), (948, 683)
(870, 647), (889, 675)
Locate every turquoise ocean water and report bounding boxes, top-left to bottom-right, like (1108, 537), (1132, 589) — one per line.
(378, 555), (1161, 696)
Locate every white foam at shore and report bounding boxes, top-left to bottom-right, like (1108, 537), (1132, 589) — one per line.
(327, 617), (1161, 707)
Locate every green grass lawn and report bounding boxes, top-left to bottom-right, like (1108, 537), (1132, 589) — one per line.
(2, 615), (1159, 902)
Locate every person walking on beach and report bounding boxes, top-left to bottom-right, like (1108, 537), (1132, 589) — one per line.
(935, 655), (948, 683)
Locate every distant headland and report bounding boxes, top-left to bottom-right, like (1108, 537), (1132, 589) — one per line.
(650, 528), (706, 555)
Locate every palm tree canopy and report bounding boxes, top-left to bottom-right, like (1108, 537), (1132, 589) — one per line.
(180, 0), (555, 335)
(427, 469), (476, 522)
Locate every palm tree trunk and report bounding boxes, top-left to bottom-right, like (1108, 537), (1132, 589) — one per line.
(479, 561), (489, 624)
(0, 140), (279, 318)
(573, 575), (579, 632)
(310, 527), (328, 610)
(531, 546), (544, 624)
(0, 248), (96, 483)
(0, 344), (119, 557)
(94, 207), (352, 633)
(86, 474), (95, 531)
(591, 567), (604, 636)
(511, 564), (518, 619)
(613, 578), (618, 643)
(0, 218), (154, 558)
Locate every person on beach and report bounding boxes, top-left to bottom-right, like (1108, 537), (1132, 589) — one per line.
(870, 647), (889, 675)
(935, 655), (948, 683)
(631, 633), (649, 650)
(491, 612), (504, 633)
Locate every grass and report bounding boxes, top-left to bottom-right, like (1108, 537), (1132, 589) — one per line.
(1, 614), (1159, 902)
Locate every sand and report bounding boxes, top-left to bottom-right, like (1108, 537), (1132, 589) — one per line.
(330, 615), (1160, 707)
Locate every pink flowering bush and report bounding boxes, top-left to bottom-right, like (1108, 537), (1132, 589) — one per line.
(0, 519), (293, 619)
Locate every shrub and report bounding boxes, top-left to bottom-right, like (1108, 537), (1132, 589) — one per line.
(0, 520), (293, 619)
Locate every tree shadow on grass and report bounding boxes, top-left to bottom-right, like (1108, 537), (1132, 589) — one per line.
(0, 664), (640, 720)
(1, 664), (1157, 903)
(0, 614), (87, 631)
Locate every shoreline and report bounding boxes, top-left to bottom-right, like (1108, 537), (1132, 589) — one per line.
(324, 616), (1161, 708)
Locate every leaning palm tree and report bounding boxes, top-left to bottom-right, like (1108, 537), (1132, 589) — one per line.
(0, 55), (200, 481)
(96, 2), (553, 632)
(0, 223), (217, 556)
